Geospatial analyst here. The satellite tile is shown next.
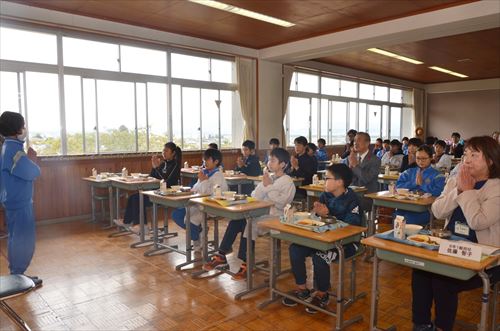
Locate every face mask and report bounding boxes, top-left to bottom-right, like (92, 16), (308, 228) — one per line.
(17, 129), (28, 142)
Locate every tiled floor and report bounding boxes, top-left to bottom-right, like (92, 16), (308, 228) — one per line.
(0, 219), (493, 330)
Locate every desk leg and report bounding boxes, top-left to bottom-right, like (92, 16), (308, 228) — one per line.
(478, 271), (490, 331)
(258, 236), (280, 309)
(107, 186), (114, 228)
(202, 212), (208, 263)
(175, 205), (195, 270)
(370, 253), (379, 330)
(115, 187), (120, 220)
(364, 205), (377, 261)
(90, 186), (96, 223)
(108, 187), (133, 237)
(336, 242), (345, 331)
(306, 194), (311, 211)
(139, 191), (145, 243)
(237, 184), (242, 194)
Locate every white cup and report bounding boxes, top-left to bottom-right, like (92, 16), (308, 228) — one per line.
(223, 191), (236, 200)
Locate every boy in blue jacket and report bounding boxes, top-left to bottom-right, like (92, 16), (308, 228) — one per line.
(0, 111), (42, 286)
(282, 164), (362, 313)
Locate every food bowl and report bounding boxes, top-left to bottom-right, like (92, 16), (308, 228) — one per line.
(320, 216), (337, 224)
(389, 171), (399, 176)
(396, 188), (409, 195)
(234, 194), (247, 201)
(223, 191), (237, 200)
(171, 185), (182, 191)
(138, 173), (149, 178)
(131, 172), (141, 178)
(404, 224), (423, 236)
(431, 228), (452, 239)
(294, 212), (310, 220)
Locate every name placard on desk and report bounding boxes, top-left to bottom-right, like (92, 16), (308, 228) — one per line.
(438, 240), (482, 262)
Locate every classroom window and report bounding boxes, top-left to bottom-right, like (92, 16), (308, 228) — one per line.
(286, 70), (412, 145)
(120, 45), (167, 76)
(0, 27), (57, 65)
(25, 72), (61, 155)
(63, 37), (119, 71)
(0, 25), (239, 155)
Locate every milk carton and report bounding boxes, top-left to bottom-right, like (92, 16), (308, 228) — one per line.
(121, 167), (128, 178)
(394, 215), (406, 239)
(160, 180), (167, 193)
(312, 174), (319, 185)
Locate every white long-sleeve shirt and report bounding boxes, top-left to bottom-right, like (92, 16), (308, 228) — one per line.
(244, 174), (296, 239)
(381, 153), (404, 168)
(432, 154), (452, 171)
(186, 171), (228, 226)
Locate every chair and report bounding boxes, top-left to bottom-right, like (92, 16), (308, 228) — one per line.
(330, 212), (368, 307)
(492, 281), (499, 331)
(0, 275), (36, 331)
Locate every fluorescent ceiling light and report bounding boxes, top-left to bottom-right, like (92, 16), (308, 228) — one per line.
(429, 66), (468, 78)
(188, 0), (295, 27)
(367, 48), (423, 65)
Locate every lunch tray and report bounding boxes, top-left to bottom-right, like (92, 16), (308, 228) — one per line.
(375, 230), (466, 251)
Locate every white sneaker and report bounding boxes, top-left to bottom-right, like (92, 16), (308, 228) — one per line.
(130, 224), (149, 235)
(114, 219), (125, 226)
(192, 239), (202, 252)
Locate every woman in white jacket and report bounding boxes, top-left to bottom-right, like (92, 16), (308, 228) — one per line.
(172, 149), (228, 250)
(411, 136), (500, 331)
(203, 148), (295, 279)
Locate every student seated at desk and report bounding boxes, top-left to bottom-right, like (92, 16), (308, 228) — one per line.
(341, 129), (357, 159)
(381, 139), (404, 169)
(447, 132), (464, 159)
(115, 142), (181, 232)
(172, 148), (228, 250)
(289, 136), (316, 197)
(432, 140), (452, 171)
(395, 145), (445, 225)
(306, 143), (319, 171)
(203, 148), (295, 279)
(316, 138), (328, 161)
(400, 138), (422, 172)
(372, 138), (383, 156)
(402, 136), (409, 155)
(282, 164), (362, 313)
(263, 138), (280, 164)
(377, 139), (390, 159)
(411, 136), (500, 331)
(234, 140), (262, 194)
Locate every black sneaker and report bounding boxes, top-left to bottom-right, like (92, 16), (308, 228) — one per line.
(282, 289), (311, 307)
(412, 324), (435, 331)
(27, 275), (43, 288)
(305, 293), (329, 314)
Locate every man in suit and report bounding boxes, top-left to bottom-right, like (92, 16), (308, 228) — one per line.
(343, 132), (381, 210)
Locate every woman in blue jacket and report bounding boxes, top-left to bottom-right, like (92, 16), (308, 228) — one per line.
(396, 145), (446, 225)
(0, 111), (41, 285)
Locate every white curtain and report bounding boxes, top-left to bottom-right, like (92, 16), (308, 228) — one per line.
(412, 88), (427, 138)
(282, 65), (294, 146)
(236, 57), (256, 141)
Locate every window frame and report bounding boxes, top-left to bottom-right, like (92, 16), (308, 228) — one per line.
(0, 21), (239, 155)
(286, 69), (412, 145)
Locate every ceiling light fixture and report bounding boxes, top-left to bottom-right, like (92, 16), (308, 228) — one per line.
(429, 66), (468, 78)
(367, 48), (423, 65)
(188, 0), (295, 27)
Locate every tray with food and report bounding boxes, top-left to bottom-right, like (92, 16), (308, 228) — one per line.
(154, 189), (193, 196)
